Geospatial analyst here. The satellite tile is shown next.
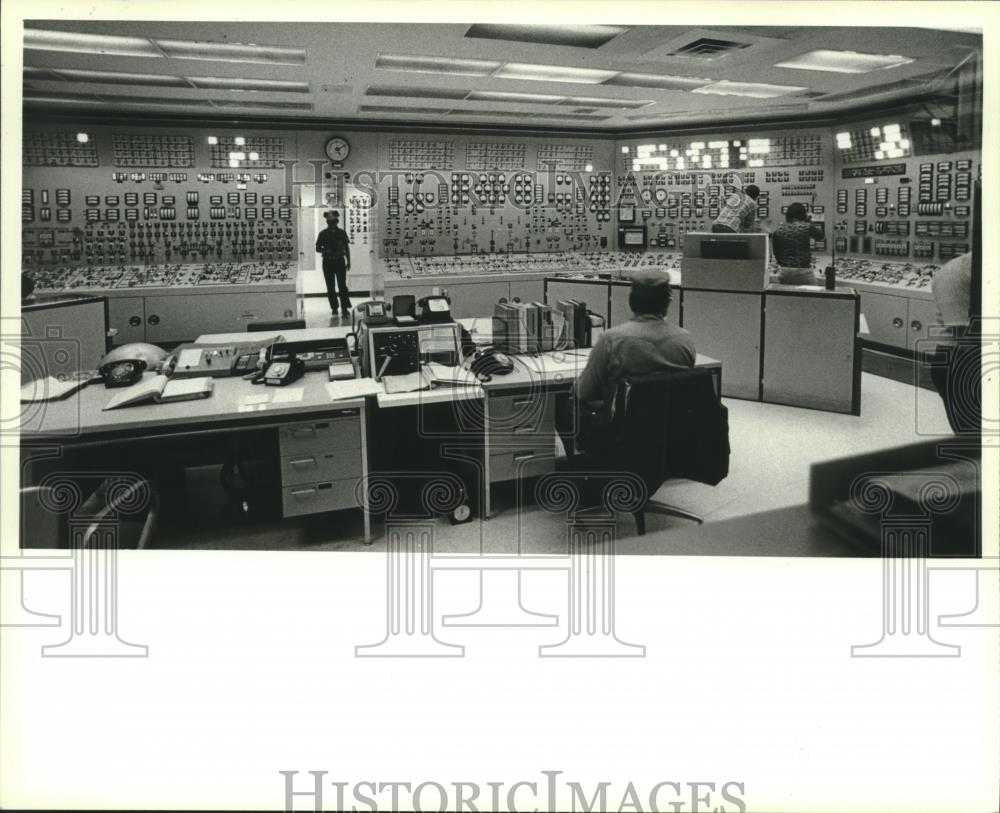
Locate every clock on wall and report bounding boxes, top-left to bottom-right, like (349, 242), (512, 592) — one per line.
(325, 136), (351, 163)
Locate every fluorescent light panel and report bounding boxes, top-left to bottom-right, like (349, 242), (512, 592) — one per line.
(154, 39), (305, 65)
(692, 80), (807, 98)
(359, 104), (451, 114)
(24, 29), (161, 58)
(775, 49), (914, 73)
(557, 96), (652, 109)
(375, 54), (501, 77)
(604, 72), (711, 90)
(493, 62), (618, 84)
(211, 99), (312, 110)
(188, 77), (309, 92)
(23, 28), (305, 65)
(367, 85), (470, 100)
(40, 67), (188, 87)
(464, 24), (627, 49)
(466, 90), (566, 104)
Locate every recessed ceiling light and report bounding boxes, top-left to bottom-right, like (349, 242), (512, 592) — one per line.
(692, 81), (807, 98)
(211, 100), (312, 110)
(102, 95), (215, 107)
(188, 77), (309, 92)
(605, 72), (711, 90)
(359, 104), (452, 115)
(493, 63), (618, 84)
(23, 28), (161, 58)
(467, 90), (566, 104)
(558, 95), (653, 109)
(775, 50), (915, 74)
(23, 28), (306, 65)
(366, 85), (470, 100)
(51, 68), (188, 87)
(465, 24), (627, 49)
(154, 39), (305, 65)
(375, 54), (501, 77)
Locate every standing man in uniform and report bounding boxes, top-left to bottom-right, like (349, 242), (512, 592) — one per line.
(711, 184), (760, 233)
(315, 210), (352, 317)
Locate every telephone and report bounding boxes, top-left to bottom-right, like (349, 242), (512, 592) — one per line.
(99, 359), (147, 388)
(467, 347), (514, 382)
(98, 342), (169, 388)
(262, 355), (305, 386)
(355, 301), (391, 327)
(417, 295), (451, 323)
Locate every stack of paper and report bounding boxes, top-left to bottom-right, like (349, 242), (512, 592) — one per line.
(326, 379), (383, 401)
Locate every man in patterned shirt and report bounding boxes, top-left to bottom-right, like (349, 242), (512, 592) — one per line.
(711, 184), (760, 233)
(771, 202), (825, 284)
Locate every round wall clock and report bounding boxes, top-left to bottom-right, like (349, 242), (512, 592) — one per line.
(325, 136), (351, 163)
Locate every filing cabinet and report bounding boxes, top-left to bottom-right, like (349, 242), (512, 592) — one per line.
(278, 409), (366, 519)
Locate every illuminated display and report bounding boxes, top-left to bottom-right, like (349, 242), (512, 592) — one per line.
(836, 123), (911, 163)
(622, 134), (822, 172)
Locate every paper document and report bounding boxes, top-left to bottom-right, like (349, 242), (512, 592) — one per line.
(383, 369), (431, 394)
(271, 387), (304, 403)
(425, 362), (479, 386)
(21, 375), (95, 402)
(327, 379), (383, 400)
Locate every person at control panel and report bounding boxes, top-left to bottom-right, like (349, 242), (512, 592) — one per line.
(579, 271), (694, 399)
(771, 202), (825, 285)
(560, 272), (695, 457)
(315, 210), (352, 317)
(711, 184), (760, 233)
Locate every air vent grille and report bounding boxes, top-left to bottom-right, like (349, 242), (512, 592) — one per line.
(670, 38), (751, 58)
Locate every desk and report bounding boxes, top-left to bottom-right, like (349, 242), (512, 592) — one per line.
(21, 372), (371, 540)
(22, 317), (720, 541)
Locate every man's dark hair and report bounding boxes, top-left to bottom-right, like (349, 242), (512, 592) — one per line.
(785, 202), (808, 222)
(744, 184), (760, 200)
(629, 280), (672, 316)
(325, 210), (340, 220)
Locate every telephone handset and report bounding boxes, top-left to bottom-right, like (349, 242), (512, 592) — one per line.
(99, 359), (147, 388)
(262, 355), (305, 386)
(355, 301), (391, 327)
(467, 347), (514, 382)
(417, 295), (451, 323)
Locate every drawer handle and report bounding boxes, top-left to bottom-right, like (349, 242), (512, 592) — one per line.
(892, 317), (904, 328)
(289, 457), (316, 467)
(513, 451), (537, 461)
(512, 398), (532, 407)
(910, 320), (923, 331)
(513, 425), (534, 434)
(317, 483), (333, 491)
(290, 488), (315, 498)
(288, 427), (317, 438)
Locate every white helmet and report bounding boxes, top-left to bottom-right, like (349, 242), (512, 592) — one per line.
(99, 342), (169, 372)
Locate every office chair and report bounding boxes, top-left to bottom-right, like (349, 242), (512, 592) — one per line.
(20, 477), (158, 549)
(572, 368), (730, 535)
(247, 318), (306, 333)
(78, 478), (159, 549)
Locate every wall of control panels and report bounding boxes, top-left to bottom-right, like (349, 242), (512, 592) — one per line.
(615, 128), (833, 258)
(22, 117), (980, 294)
(375, 134), (616, 258)
(22, 127), (298, 273)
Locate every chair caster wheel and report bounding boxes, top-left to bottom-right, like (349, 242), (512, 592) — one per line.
(449, 504), (472, 524)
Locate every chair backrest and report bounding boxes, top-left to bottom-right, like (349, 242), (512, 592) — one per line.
(247, 318), (306, 333)
(607, 368), (730, 491)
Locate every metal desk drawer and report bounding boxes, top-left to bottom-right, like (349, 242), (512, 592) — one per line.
(280, 448), (363, 487)
(281, 479), (358, 517)
(486, 390), (556, 431)
(278, 413), (361, 455)
(488, 448), (555, 483)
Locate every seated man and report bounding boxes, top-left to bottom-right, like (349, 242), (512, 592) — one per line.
(560, 272), (696, 456)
